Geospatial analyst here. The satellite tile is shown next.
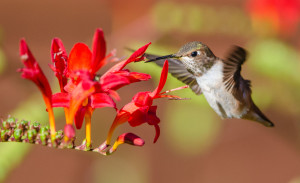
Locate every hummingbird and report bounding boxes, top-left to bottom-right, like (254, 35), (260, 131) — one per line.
(145, 41), (274, 127)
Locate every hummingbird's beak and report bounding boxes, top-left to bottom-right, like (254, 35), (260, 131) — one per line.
(145, 54), (179, 63)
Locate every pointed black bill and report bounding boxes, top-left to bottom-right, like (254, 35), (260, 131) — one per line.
(145, 54), (179, 63)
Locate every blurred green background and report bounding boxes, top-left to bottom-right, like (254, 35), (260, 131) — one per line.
(0, 0), (300, 182)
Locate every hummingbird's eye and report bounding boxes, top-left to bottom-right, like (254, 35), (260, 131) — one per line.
(191, 51), (198, 57)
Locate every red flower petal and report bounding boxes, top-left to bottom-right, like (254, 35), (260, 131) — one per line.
(153, 124), (160, 143)
(121, 102), (139, 114)
(151, 60), (168, 97)
(50, 38), (68, 92)
(100, 71), (151, 91)
(147, 106), (160, 125)
(121, 71), (151, 82)
(74, 106), (87, 129)
(68, 43), (92, 74)
(19, 39), (36, 68)
(125, 42), (151, 64)
(91, 28), (107, 73)
(90, 93), (116, 109)
(128, 106), (149, 127)
(64, 79), (77, 93)
(108, 90), (121, 101)
(114, 109), (132, 125)
(132, 92), (153, 107)
(110, 42), (151, 72)
(19, 39), (52, 99)
(100, 72), (131, 91)
(52, 92), (70, 108)
(147, 106), (161, 143)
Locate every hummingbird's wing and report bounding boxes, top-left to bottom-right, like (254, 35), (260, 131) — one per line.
(223, 46), (251, 100)
(223, 46), (274, 127)
(144, 53), (202, 95)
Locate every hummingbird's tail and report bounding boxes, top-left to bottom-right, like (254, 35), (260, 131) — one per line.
(244, 103), (274, 127)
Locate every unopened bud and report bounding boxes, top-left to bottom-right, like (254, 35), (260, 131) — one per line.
(117, 133), (145, 146)
(64, 124), (75, 139)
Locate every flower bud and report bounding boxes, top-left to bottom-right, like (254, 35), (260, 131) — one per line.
(64, 124), (75, 139)
(117, 133), (145, 146)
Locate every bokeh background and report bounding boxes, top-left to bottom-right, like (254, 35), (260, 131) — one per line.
(0, 0), (300, 182)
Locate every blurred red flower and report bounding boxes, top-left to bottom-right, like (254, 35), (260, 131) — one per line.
(246, 0), (300, 36)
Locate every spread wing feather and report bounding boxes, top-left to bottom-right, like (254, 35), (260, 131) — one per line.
(223, 46), (252, 102)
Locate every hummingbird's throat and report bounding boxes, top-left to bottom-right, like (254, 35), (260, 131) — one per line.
(180, 56), (216, 77)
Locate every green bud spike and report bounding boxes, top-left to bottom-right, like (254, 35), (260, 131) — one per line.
(1, 117), (141, 155)
(7, 117), (16, 123)
(2, 121), (9, 130)
(13, 129), (22, 141)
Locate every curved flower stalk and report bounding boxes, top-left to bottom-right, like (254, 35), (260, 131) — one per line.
(16, 28), (187, 154)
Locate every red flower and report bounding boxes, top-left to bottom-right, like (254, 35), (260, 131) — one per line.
(246, 0), (300, 36)
(18, 39), (57, 142)
(52, 30), (152, 149)
(51, 29), (116, 147)
(101, 61), (188, 153)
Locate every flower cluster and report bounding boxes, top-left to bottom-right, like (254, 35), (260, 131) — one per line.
(18, 28), (187, 154)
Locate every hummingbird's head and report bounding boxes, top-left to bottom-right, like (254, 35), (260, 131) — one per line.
(176, 41), (215, 61)
(147, 41), (216, 76)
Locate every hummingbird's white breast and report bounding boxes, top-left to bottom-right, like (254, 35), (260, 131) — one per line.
(195, 61), (248, 119)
